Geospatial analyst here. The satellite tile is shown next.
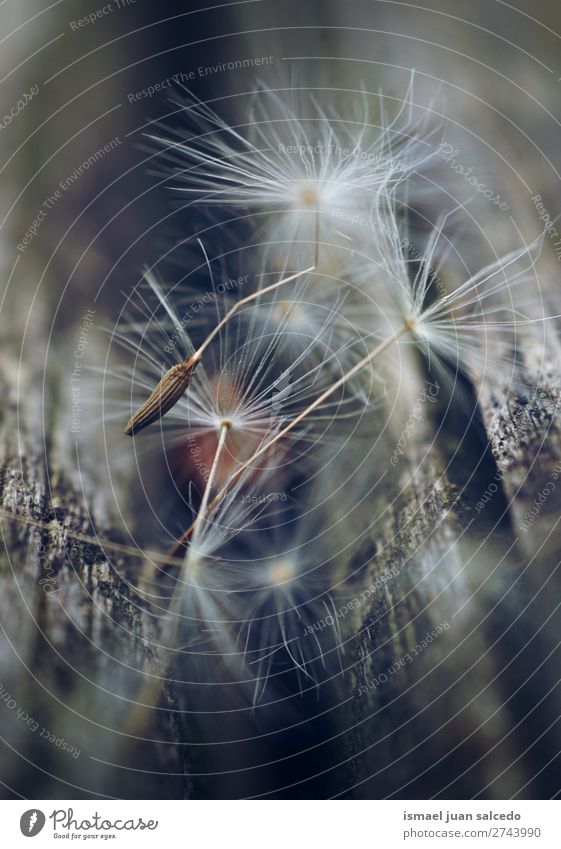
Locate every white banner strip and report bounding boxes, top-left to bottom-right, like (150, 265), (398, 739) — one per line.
(2, 800), (560, 848)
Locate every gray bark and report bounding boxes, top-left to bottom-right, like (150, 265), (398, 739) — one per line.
(343, 384), (561, 798)
(0, 321), (191, 800)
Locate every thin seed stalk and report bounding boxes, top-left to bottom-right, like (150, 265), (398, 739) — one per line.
(314, 204), (320, 267)
(171, 320), (412, 553)
(194, 265), (315, 361)
(122, 421), (232, 740)
(188, 421), (230, 549)
(0, 508), (183, 569)
(211, 323), (409, 500)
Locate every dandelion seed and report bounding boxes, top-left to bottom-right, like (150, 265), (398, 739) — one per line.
(196, 226), (548, 519)
(121, 460), (283, 728)
(161, 497), (354, 703)
(158, 458), (285, 666)
(149, 79), (433, 267)
(123, 265), (313, 435)
(109, 265), (372, 470)
(238, 521), (349, 703)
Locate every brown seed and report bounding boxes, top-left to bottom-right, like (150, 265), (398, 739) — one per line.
(124, 354), (200, 436)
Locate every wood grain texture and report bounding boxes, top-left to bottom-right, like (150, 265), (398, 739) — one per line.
(0, 322), (192, 800)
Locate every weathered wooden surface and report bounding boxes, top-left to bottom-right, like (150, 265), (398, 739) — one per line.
(343, 384), (561, 799)
(0, 330), (191, 799)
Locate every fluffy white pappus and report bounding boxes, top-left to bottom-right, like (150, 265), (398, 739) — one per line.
(154, 460), (289, 689)
(243, 555), (343, 704)
(351, 200), (548, 394)
(167, 502), (356, 704)
(148, 78), (435, 267)
(106, 270), (376, 473)
(244, 264), (387, 409)
(404, 242), (547, 395)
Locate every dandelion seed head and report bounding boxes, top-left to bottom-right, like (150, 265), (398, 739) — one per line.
(149, 79), (435, 271)
(105, 265), (374, 483)
(266, 556), (297, 587)
(295, 182), (321, 208)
